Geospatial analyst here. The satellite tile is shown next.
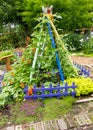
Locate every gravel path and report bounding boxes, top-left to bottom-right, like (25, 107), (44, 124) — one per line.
(71, 56), (93, 66)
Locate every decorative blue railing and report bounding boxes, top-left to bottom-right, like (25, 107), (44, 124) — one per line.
(15, 52), (22, 57)
(0, 72), (4, 92)
(23, 82), (76, 99)
(73, 62), (90, 77)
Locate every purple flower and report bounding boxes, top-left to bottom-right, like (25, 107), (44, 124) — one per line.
(47, 71), (50, 74)
(31, 111), (35, 115)
(23, 103), (29, 106)
(31, 105), (36, 109)
(26, 111), (35, 116)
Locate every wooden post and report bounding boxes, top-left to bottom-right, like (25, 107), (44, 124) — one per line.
(6, 57), (11, 71)
(0, 54), (13, 71)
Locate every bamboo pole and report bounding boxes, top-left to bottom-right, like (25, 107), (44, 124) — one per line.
(30, 43), (39, 83)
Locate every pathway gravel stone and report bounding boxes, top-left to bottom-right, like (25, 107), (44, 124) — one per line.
(65, 114), (76, 128)
(44, 120), (59, 130)
(15, 125), (22, 130)
(74, 114), (92, 127)
(57, 118), (68, 130)
(6, 126), (15, 130)
(0, 112), (93, 130)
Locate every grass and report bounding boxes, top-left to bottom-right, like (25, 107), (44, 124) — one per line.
(0, 96), (76, 128)
(71, 52), (93, 57)
(42, 97), (76, 121)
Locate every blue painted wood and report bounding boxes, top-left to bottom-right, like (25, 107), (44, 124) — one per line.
(50, 83), (53, 98)
(23, 86), (76, 93)
(15, 52), (22, 57)
(57, 84), (60, 99)
(73, 62), (90, 77)
(0, 72), (4, 92)
(23, 83), (76, 99)
(33, 85), (37, 99)
(46, 21), (64, 83)
(42, 84), (45, 99)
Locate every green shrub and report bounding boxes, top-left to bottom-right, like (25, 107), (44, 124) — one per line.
(83, 37), (93, 54)
(63, 33), (83, 52)
(0, 50), (13, 59)
(66, 77), (93, 96)
(0, 25), (26, 51)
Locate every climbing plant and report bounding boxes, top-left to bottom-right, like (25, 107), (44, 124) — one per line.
(0, 16), (78, 106)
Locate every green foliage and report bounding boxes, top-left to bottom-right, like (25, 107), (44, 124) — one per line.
(15, 0), (42, 32)
(0, 17), (78, 106)
(56, 38), (78, 79)
(63, 33), (83, 52)
(0, 50), (13, 59)
(83, 37), (93, 54)
(64, 34), (93, 54)
(15, 0), (93, 32)
(0, 113), (8, 128)
(66, 77), (93, 96)
(42, 97), (76, 121)
(0, 0), (20, 26)
(0, 25), (26, 51)
(0, 31), (55, 105)
(1, 0), (93, 34)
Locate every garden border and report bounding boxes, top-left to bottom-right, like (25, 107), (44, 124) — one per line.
(23, 82), (76, 99)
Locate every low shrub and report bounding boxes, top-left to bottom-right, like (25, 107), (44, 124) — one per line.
(66, 77), (93, 96)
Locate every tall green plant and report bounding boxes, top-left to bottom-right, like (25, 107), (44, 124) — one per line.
(83, 37), (93, 54)
(63, 33), (83, 52)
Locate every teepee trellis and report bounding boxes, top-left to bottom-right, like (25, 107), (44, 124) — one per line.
(29, 16), (65, 83)
(29, 12), (78, 84)
(45, 14), (78, 76)
(23, 10), (78, 99)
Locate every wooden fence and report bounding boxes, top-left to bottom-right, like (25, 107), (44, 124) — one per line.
(23, 82), (76, 99)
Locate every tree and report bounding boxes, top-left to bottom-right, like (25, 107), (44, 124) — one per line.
(0, 0), (93, 33)
(0, 0), (24, 32)
(0, 0), (17, 25)
(0, 0), (5, 30)
(15, 0), (43, 33)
